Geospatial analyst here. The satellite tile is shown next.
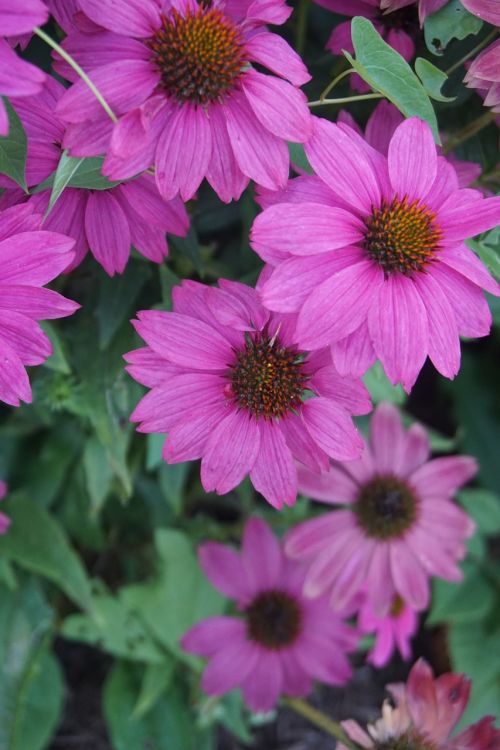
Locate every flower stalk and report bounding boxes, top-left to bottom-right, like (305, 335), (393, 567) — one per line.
(284, 697), (360, 750)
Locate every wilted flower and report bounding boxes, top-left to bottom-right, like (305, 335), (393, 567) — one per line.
(285, 402), (476, 614)
(126, 279), (370, 509)
(181, 518), (358, 712)
(0, 203), (79, 406)
(339, 659), (500, 750)
(252, 117), (500, 390)
(53, 0), (312, 202)
(465, 40), (500, 113)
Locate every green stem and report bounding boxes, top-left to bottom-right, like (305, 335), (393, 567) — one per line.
(308, 93), (383, 107)
(442, 110), (497, 155)
(283, 697), (360, 750)
(295, 0), (311, 57)
(446, 29), (498, 76)
(33, 27), (118, 123)
(319, 68), (356, 101)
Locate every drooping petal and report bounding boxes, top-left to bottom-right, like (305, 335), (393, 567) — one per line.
(302, 398), (363, 461)
(78, 0), (161, 36)
(202, 640), (258, 695)
(198, 541), (250, 600)
(388, 118), (437, 203)
(250, 420), (297, 508)
(181, 617), (246, 656)
(409, 456), (477, 498)
(201, 410), (260, 495)
(85, 190), (131, 275)
(414, 273), (461, 379)
(242, 69), (312, 143)
(246, 31), (311, 86)
(205, 103), (248, 203)
(242, 517), (283, 591)
(241, 652), (283, 712)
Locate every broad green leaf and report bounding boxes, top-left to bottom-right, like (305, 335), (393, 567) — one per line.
(104, 662), (204, 750)
(121, 529), (224, 659)
(18, 427), (80, 508)
(83, 436), (114, 514)
(415, 58), (456, 102)
(159, 462), (189, 515)
(469, 230), (500, 279)
(34, 155), (121, 193)
(159, 265), (181, 309)
(0, 494), (93, 610)
(97, 260), (151, 349)
(62, 593), (166, 663)
(171, 228), (205, 276)
(363, 362), (405, 404)
(45, 151), (84, 215)
(40, 322), (71, 375)
(424, 0), (483, 55)
(427, 563), (494, 625)
(0, 98), (27, 190)
(448, 622), (500, 716)
(146, 433), (166, 470)
(288, 142), (313, 174)
(347, 18), (440, 143)
(0, 578), (63, 750)
(458, 488), (500, 534)
(133, 661), (174, 719)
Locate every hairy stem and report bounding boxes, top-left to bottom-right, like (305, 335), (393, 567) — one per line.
(309, 93), (383, 107)
(284, 697), (360, 750)
(33, 27), (118, 123)
(442, 110), (497, 154)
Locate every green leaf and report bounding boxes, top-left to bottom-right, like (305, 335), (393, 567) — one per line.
(424, 0), (483, 56)
(288, 142), (313, 174)
(40, 322), (71, 375)
(427, 563), (495, 625)
(133, 662), (175, 719)
(104, 662), (204, 750)
(121, 529), (224, 660)
(45, 151), (84, 216)
(83, 436), (114, 515)
(171, 228), (205, 276)
(61, 593), (167, 663)
(468, 230), (500, 280)
(415, 58), (456, 102)
(96, 260), (151, 350)
(35, 155), (121, 194)
(0, 98), (28, 191)
(0, 494), (93, 611)
(0, 578), (63, 750)
(363, 361), (405, 404)
(347, 18), (440, 143)
(159, 462), (189, 516)
(458, 488), (500, 534)
(146, 433), (166, 470)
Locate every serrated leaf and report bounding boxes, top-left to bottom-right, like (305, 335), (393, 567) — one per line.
(415, 58), (456, 102)
(0, 494), (93, 611)
(424, 0), (483, 55)
(0, 98), (27, 190)
(347, 18), (440, 143)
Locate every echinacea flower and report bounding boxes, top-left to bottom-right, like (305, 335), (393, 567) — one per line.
(0, 0), (47, 135)
(252, 117), (500, 390)
(0, 480), (10, 534)
(126, 279), (370, 508)
(358, 594), (418, 667)
(465, 40), (500, 113)
(340, 659), (500, 750)
(0, 203), (79, 406)
(1, 78), (189, 276)
(285, 402), (476, 614)
(52, 0), (312, 202)
(181, 517), (358, 712)
(460, 0), (500, 26)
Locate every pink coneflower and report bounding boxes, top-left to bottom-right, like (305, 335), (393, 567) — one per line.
(340, 659), (500, 750)
(358, 595), (418, 667)
(126, 279), (369, 508)
(52, 0), (312, 202)
(252, 116), (500, 390)
(0, 1), (47, 135)
(460, 0), (500, 25)
(465, 40), (500, 113)
(0, 480), (10, 534)
(285, 402), (476, 614)
(1, 79), (189, 276)
(181, 517), (358, 712)
(0, 203), (79, 407)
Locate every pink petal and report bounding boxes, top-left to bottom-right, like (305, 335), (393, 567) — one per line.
(78, 0), (161, 36)
(409, 456), (477, 498)
(390, 543), (430, 610)
(365, 100), (404, 157)
(85, 190), (131, 276)
(311, 367), (372, 416)
(0, 0), (48, 35)
(439, 196), (500, 241)
(285, 510), (355, 561)
(302, 398), (363, 461)
(206, 103), (248, 203)
(242, 69), (312, 143)
(461, 0), (500, 25)
(297, 464), (359, 505)
(250, 420), (297, 508)
(198, 541), (250, 600)
(0, 336), (31, 406)
(246, 31), (311, 86)
(279, 413), (330, 473)
(181, 617), (246, 656)
(414, 273), (461, 379)
(206, 285), (267, 331)
(369, 402), (406, 474)
(406, 660), (439, 730)
(0, 285), (79, 320)
(0, 231), (75, 285)
(201, 411), (260, 495)
(388, 118), (437, 202)
(163, 402), (227, 462)
(400, 424), (430, 477)
(430, 262), (492, 338)
(438, 244), (500, 296)
(241, 652), (283, 712)
(202, 640), (258, 695)
(331, 322), (377, 379)
(242, 517), (283, 591)
(297, 634), (352, 685)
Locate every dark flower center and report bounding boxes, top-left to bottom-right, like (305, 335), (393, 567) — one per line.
(149, 6), (246, 105)
(246, 590), (302, 649)
(227, 331), (309, 419)
(364, 196), (442, 276)
(377, 5), (419, 36)
(355, 475), (418, 540)
(377, 730), (437, 750)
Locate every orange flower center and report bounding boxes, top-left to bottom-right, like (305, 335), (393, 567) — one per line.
(149, 6), (246, 105)
(364, 196), (442, 276)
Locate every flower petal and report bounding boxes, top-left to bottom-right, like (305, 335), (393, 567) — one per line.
(201, 411), (260, 495)
(250, 420), (297, 508)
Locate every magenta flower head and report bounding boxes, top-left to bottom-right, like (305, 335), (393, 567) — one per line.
(1, 78), (189, 276)
(0, 203), (79, 406)
(465, 40), (500, 113)
(0, 480), (10, 534)
(252, 117), (500, 390)
(0, 1), (47, 135)
(285, 402), (476, 614)
(358, 595), (418, 667)
(340, 659), (500, 750)
(181, 517), (358, 712)
(53, 0), (312, 202)
(126, 279), (370, 508)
